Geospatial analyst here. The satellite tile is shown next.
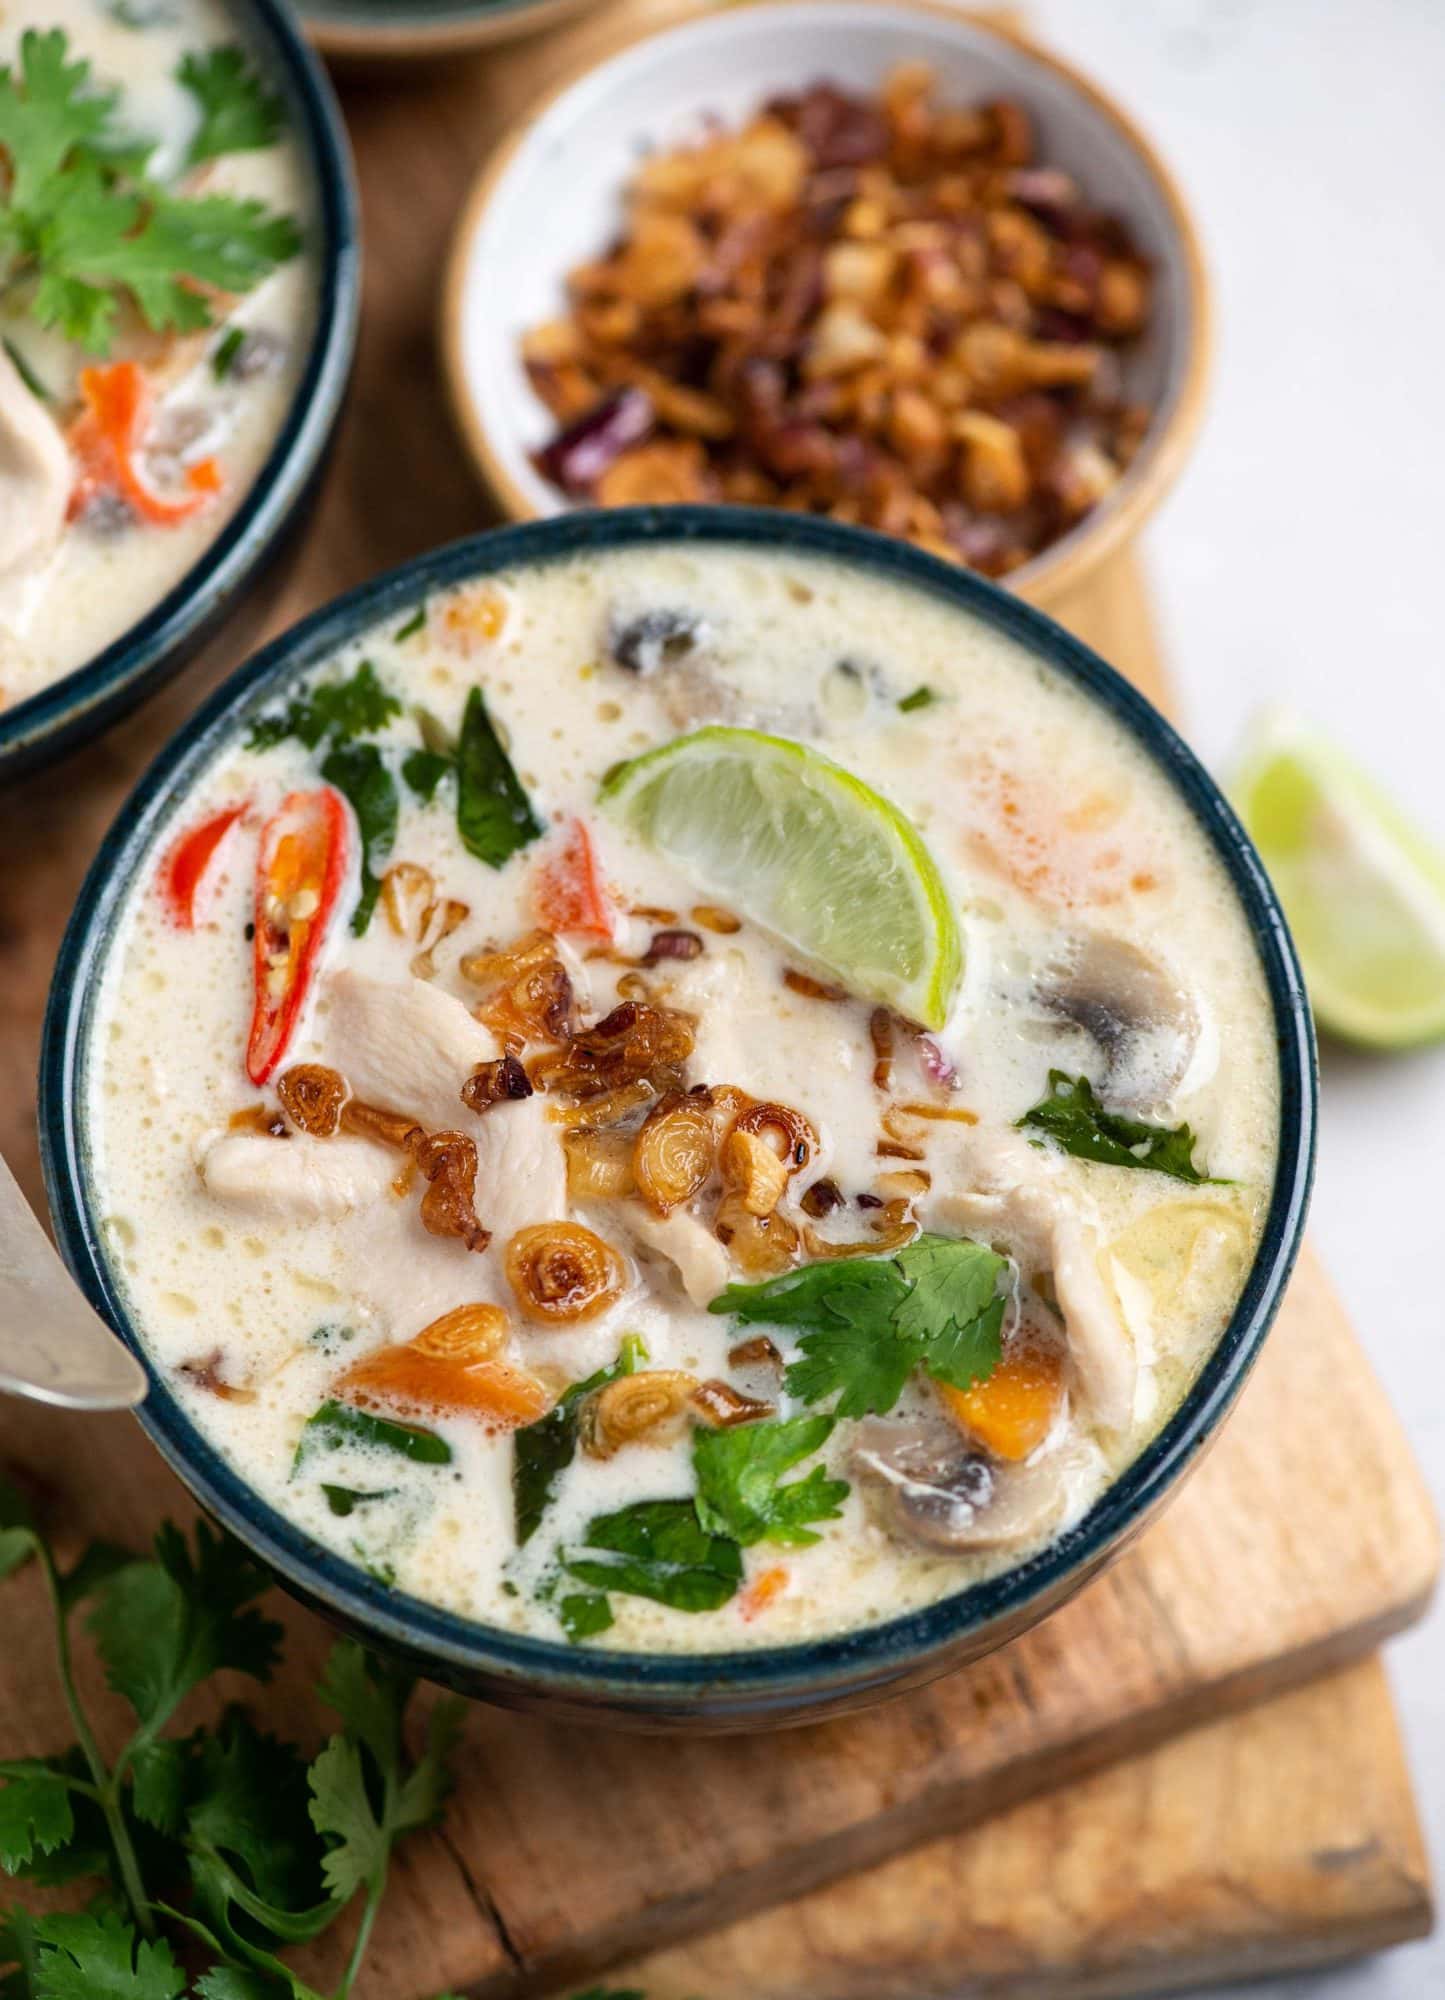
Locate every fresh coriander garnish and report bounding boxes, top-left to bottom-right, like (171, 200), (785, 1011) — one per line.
(177, 45), (284, 167)
(512, 1333), (647, 1544)
(557, 1592), (613, 1643)
(562, 1499), (742, 1614)
(210, 323), (244, 379)
(0, 30), (299, 355)
(898, 685), (937, 712)
(711, 1234), (1007, 1417)
(402, 747), (453, 803)
(692, 1413), (847, 1548)
(248, 660), (402, 753)
(1, 334), (50, 400)
(320, 741), (398, 936)
(393, 605), (427, 643)
(456, 685), (544, 870)
(0, 1479), (461, 1999)
(296, 1398), (453, 1468)
(1018, 1070), (1222, 1183)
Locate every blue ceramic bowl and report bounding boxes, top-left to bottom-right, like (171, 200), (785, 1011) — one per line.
(39, 508), (1316, 1731)
(0, 0), (359, 777)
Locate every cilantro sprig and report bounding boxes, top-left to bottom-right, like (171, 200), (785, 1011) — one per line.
(0, 29), (299, 355)
(710, 1234), (1008, 1417)
(692, 1414), (847, 1548)
(0, 1479), (461, 2000)
(1018, 1070), (1223, 1184)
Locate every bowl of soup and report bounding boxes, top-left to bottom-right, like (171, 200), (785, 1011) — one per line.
(40, 509), (1314, 1728)
(0, 0), (358, 773)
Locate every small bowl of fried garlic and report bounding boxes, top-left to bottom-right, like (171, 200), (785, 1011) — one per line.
(443, 0), (1210, 607)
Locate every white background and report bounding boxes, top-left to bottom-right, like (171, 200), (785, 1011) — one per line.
(1027, 1), (1443, 1992)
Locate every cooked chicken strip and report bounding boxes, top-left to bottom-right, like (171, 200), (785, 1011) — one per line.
(199, 1133), (396, 1221)
(322, 970), (501, 1130)
(0, 345), (70, 590)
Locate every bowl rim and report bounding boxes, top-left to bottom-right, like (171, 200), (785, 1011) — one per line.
(39, 506), (1315, 1714)
(439, 0), (1213, 612)
(0, 0), (361, 772)
(301, 0), (598, 61)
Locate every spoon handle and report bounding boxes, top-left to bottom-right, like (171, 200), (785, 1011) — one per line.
(0, 1150), (147, 1410)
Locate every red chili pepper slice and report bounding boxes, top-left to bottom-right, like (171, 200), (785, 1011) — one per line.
(246, 788), (349, 1086)
(532, 817), (616, 940)
(162, 803), (247, 928)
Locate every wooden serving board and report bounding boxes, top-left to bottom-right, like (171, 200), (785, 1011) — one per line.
(0, 6), (1438, 1997)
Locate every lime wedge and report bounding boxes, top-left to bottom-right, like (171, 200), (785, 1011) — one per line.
(599, 726), (962, 1029)
(1232, 712), (1445, 1047)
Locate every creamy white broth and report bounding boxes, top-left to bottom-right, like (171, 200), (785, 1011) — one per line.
(90, 546), (1279, 1650)
(0, 0), (316, 710)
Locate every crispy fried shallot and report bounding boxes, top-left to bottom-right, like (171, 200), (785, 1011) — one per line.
(720, 1127), (789, 1218)
(411, 1130), (490, 1253)
(633, 1092), (715, 1214)
(505, 1221), (625, 1324)
(277, 1062), (348, 1138)
(691, 1378), (776, 1427)
(581, 1369), (699, 1457)
(461, 1053), (534, 1113)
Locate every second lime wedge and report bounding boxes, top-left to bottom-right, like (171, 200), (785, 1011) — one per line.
(599, 726), (962, 1029)
(1232, 713), (1445, 1048)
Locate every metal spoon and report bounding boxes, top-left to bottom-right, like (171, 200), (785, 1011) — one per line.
(0, 1150), (146, 1410)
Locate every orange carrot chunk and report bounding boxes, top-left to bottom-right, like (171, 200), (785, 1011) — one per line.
(936, 1343), (1064, 1462)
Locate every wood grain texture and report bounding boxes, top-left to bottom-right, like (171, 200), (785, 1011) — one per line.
(603, 1658), (1433, 2000)
(0, 9), (1436, 1998)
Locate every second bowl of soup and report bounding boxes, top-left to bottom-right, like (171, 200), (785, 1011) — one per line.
(42, 509), (1314, 1726)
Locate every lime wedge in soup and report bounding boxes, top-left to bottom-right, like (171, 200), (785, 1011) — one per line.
(1232, 713), (1445, 1048)
(599, 726), (963, 1029)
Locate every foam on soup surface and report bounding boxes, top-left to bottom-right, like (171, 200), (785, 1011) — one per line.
(91, 546), (1279, 1651)
(0, 0), (316, 710)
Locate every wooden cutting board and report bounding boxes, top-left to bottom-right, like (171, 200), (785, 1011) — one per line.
(0, 5), (1438, 1997)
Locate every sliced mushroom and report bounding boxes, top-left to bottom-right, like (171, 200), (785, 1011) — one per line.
(607, 605), (706, 675)
(851, 1416), (1067, 1553)
(1036, 930), (1202, 1114)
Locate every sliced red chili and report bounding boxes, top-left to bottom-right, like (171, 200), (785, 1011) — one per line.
(246, 788), (349, 1086)
(162, 803), (247, 928)
(532, 817), (616, 940)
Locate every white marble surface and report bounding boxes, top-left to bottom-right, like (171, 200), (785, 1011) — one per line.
(1024, 0), (1443, 1990)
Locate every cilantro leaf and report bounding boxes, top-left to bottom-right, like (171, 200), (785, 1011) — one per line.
(693, 1414), (848, 1548)
(1019, 1070), (1221, 1183)
(0, 1482), (38, 1583)
(86, 1520), (280, 1731)
(715, 1239), (1007, 1415)
(455, 686), (543, 870)
(557, 1592), (613, 1643)
(513, 1334), (647, 1543)
(0, 1760), (74, 1871)
(0, 31), (116, 208)
(320, 742), (397, 937)
(177, 47), (284, 166)
(186, 1713), (331, 1933)
(894, 1235), (1008, 1391)
(31, 1911), (185, 1999)
(401, 748), (452, 803)
(296, 1399), (452, 1469)
(563, 1499), (742, 1613)
(249, 662), (402, 753)
(128, 1739), (188, 1835)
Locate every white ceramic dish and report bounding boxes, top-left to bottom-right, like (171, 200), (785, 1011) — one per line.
(442, 0), (1211, 608)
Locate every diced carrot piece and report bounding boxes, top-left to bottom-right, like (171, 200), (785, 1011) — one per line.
(738, 1565), (789, 1621)
(336, 1339), (551, 1431)
(532, 817), (616, 940)
(936, 1344), (1064, 1461)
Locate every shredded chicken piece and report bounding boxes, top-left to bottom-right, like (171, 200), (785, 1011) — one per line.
(323, 970), (502, 1130)
(197, 1132), (395, 1221)
(0, 345), (69, 588)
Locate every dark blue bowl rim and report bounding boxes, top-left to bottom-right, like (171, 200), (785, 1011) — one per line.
(0, 0), (360, 768)
(40, 506), (1317, 1706)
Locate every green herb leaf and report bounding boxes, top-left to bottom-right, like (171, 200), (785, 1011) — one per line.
(0, 1482), (37, 1583)
(392, 605), (426, 643)
(211, 324), (244, 379)
(401, 748), (453, 803)
(177, 46), (284, 166)
(128, 1739), (188, 1835)
(30, 1910), (185, 1998)
(320, 741), (397, 937)
(248, 661), (402, 753)
(894, 1234), (1008, 1391)
(557, 1592), (613, 1643)
(86, 1521), (280, 1731)
(563, 1499), (742, 1613)
(455, 686), (543, 870)
(0, 1760), (74, 1871)
(715, 1238), (1007, 1415)
(2, 335), (50, 400)
(56, 1541), (133, 1615)
(512, 1334), (647, 1544)
(693, 1414), (848, 1548)
(0, 31), (116, 210)
(297, 1400), (452, 1468)
(1018, 1070), (1221, 1183)
(319, 1484), (393, 1519)
(898, 685), (937, 712)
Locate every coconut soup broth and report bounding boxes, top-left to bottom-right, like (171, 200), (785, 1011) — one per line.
(0, 0), (316, 710)
(91, 548), (1280, 1651)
